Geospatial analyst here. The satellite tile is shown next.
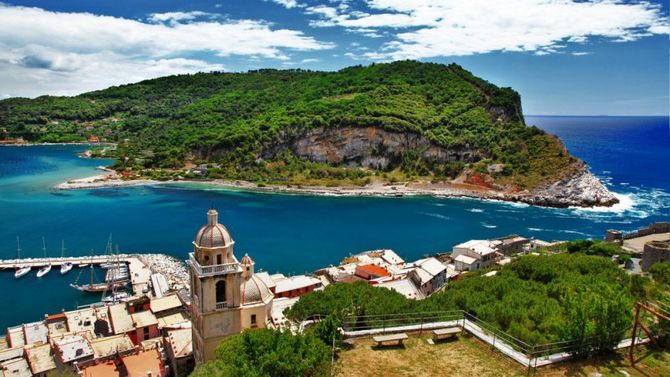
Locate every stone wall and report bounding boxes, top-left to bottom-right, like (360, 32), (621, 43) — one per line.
(641, 240), (670, 272)
(623, 222), (670, 240)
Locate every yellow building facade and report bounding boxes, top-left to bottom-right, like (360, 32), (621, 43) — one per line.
(188, 209), (273, 363)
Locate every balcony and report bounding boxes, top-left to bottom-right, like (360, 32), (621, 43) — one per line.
(215, 302), (228, 310)
(189, 253), (240, 277)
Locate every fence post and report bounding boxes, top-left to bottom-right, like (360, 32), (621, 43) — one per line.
(419, 314), (423, 336)
(492, 334), (496, 350)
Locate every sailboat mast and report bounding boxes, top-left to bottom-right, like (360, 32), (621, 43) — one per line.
(16, 236), (21, 260)
(61, 240), (65, 257)
(42, 237), (47, 258)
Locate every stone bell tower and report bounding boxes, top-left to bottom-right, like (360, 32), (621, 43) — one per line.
(188, 209), (244, 363)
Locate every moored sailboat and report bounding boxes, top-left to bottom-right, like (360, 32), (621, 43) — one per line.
(70, 235), (128, 293)
(15, 266), (31, 278)
(60, 241), (72, 274)
(14, 237), (30, 279)
(36, 237), (51, 277)
(60, 263), (73, 274)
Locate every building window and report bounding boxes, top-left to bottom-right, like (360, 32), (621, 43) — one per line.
(251, 314), (257, 328)
(217, 254), (222, 265)
(204, 255), (210, 264)
(143, 327), (149, 339)
(216, 280), (226, 305)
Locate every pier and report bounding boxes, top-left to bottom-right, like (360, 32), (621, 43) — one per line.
(0, 255), (132, 269)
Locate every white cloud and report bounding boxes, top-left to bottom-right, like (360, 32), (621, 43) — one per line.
(308, 0), (669, 58)
(148, 11), (216, 23)
(0, 4), (333, 97)
(268, 0), (304, 9)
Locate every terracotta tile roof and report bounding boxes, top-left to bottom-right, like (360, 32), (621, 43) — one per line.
(356, 264), (390, 278)
(121, 349), (164, 377)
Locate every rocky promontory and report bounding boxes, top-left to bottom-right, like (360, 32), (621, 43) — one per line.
(524, 163), (619, 207)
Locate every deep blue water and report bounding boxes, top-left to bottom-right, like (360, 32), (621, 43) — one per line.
(0, 116), (668, 329)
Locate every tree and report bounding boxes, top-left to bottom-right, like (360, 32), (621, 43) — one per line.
(309, 314), (343, 348)
(561, 283), (632, 357)
(190, 329), (331, 377)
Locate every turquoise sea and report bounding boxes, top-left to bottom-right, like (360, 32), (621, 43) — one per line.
(0, 116), (668, 329)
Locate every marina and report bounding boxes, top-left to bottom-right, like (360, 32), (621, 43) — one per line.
(0, 253), (189, 303)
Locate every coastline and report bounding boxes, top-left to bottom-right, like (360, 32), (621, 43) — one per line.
(53, 172), (616, 208)
(0, 142), (109, 147)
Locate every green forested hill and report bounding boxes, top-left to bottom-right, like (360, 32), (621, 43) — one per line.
(0, 61), (577, 189)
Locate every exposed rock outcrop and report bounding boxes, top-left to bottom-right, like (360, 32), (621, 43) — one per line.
(286, 126), (483, 169)
(257, 125), (619, 208)
(524, 163), (619, 207)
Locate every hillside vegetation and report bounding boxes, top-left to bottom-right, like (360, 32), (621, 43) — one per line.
(189, 249), (669, 376)
(0, 61), (578, 189)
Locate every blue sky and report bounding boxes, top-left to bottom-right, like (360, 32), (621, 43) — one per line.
(0, 0), (668, 115)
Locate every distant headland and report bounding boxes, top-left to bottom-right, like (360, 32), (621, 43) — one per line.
(1, 61), (617, 208)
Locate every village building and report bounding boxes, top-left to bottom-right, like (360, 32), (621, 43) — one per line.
(355, 264), (391, 280)
(377, 278), (425, 300)
(89, 335), (134, 361)
(271, 274), (322, 298)
(409, 257), (447, 295)
(130, 310), (159, 344)
(164, 327), (193, 377)
(188, 209), (274, 363)
(0, 357), (31, 377)
(120, 349), (165, 377)
(24, 343), (56, 376)
(491, 235), (530, 256)
(452, 240), (498, 271)
(53, 334), (94, 366)
(81, 361), (120, 377)
(108, 304), (134, 336)
(6, 326), (25, 348)
(45, 314), (69, 339)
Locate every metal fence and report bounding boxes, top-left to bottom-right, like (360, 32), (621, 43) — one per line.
(339, 309), (636, 364)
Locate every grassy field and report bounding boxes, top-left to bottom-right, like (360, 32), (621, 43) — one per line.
(335, 333), (670, 377)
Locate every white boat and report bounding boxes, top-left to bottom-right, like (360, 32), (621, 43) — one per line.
(36, 237), (51, 277)
(36, 264), (52, 278)
(60, 262), (73, 274)
(14, 266), (31, 278)
(102, 291), (129, 303)
(14, 237), (30, 278)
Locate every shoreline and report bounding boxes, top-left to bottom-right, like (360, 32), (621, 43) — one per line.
(53, 174), (612, 209)
(0, 142), (112, 147)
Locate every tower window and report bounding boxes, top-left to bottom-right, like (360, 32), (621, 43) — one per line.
(216, 254), (222, 265)
(251, 314), (257, 328)
(216, 280), (226, 305)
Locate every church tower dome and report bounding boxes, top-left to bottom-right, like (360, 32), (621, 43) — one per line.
(240, 253), (255, 278)
(193, 209), (234, 249)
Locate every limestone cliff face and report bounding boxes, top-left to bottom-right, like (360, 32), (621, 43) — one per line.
(260, 126), (619, 208)
(284, 126), (483, 169)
